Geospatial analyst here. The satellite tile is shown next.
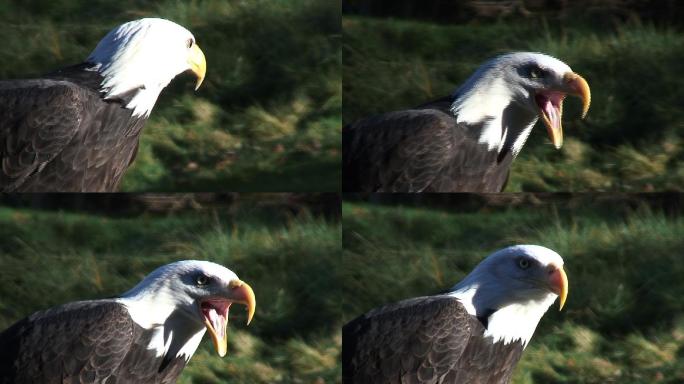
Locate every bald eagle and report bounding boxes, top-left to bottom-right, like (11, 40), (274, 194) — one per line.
(343, 52), (591, 192)
(0, 260), (255, 384)
(0, 18), (207, 192)
(343, 245), (568, 383)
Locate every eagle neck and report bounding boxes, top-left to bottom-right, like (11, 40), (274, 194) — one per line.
(450, 75), (537, 158)
(499, 102), (538, 159)
(117, 271), (197, 329)
(117, 294), (206, 363)
(159, 309), (207, 363)
(86, 62), (163, 118)
(449, 282), (556, 348)
(483, 294), (556, 348)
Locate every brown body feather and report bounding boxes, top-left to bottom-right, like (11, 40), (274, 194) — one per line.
(0, 64), (146, 192)
(0, 301), (187, 384)
(343, 296), (523, 384)
(343, 97), (513, 193)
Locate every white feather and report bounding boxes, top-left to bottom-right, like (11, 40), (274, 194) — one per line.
(87, 18), (196, 117)
(116, 260), (239, 360)
(484, 294), (557, 348)
(176, 329), (206, 362)
(450, 76), (514, 153)
(144, 326), (173, 358)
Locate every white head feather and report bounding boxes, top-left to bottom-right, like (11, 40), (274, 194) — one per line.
(450, 52), (573, 156)
(448, 245), (566, 348)
(117, 260), (240, 360)
(87, 18), (202, 117)
(118, 260), (239, 328)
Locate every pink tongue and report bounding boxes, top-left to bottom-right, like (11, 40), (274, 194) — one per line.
(542, 98), (559, 128)
(538, 92), (565, 129)
(202, 301), (231, 338)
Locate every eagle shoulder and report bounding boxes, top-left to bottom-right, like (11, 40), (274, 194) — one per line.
(0, 301), (135, 384)
(343, 295), (474, 384)
(0, 79), (92, 191)
(343, 108), (470, 192)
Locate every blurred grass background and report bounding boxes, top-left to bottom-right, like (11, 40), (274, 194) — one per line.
(343, 0), (684, 191)
(0, 193), (342, 384)
(0, 0), (341, 191)
(343, 194), (684, 383)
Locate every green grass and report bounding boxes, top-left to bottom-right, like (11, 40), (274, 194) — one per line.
(0, 196), (342, 384)
(343, 15), (684, 191)
(0, 0), (341, 191)
(343, 196), (684, 383)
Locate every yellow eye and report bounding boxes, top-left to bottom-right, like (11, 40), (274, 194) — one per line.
(518, 258), (530, 269)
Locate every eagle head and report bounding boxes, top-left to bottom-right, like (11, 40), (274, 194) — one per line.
(87, 18), (207, 117)
(451, 52), (590, 155)
(450, 245), (568, 347)
(120, 260), (255, 358)
(501, 52), (591, 149)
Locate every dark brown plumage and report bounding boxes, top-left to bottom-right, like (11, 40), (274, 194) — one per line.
(343, 296), (523, 384)
(343, 96), (513, 193)
(0, 302), (186, 384)
(0, 65), (145, 192)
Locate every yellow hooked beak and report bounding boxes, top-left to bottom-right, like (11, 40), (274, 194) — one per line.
(537, 72), (591, 149)
(564, 72), (591, 119)
(201, 279), (256, 357)
(549, 266), (569, 310)
(188, 43), (206, 90)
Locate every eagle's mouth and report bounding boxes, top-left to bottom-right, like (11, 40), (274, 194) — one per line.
(535, 91), (566, 149)
(199, 280), (256, 357)
(201, 299), (232, 357)
(535, 72), (591, 150)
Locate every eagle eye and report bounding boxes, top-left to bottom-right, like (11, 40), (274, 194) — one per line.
(525, 65), (546, 80)
(196, 274), (210, 286)
(517, 258), (531, 269)
(186, 38), (194, 49)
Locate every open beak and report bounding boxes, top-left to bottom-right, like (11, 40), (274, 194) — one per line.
(548, 266), (569, 310)
(200, 280), (256, 357)
(535, 72), (591, 149)
(188, 43), (206, 90)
